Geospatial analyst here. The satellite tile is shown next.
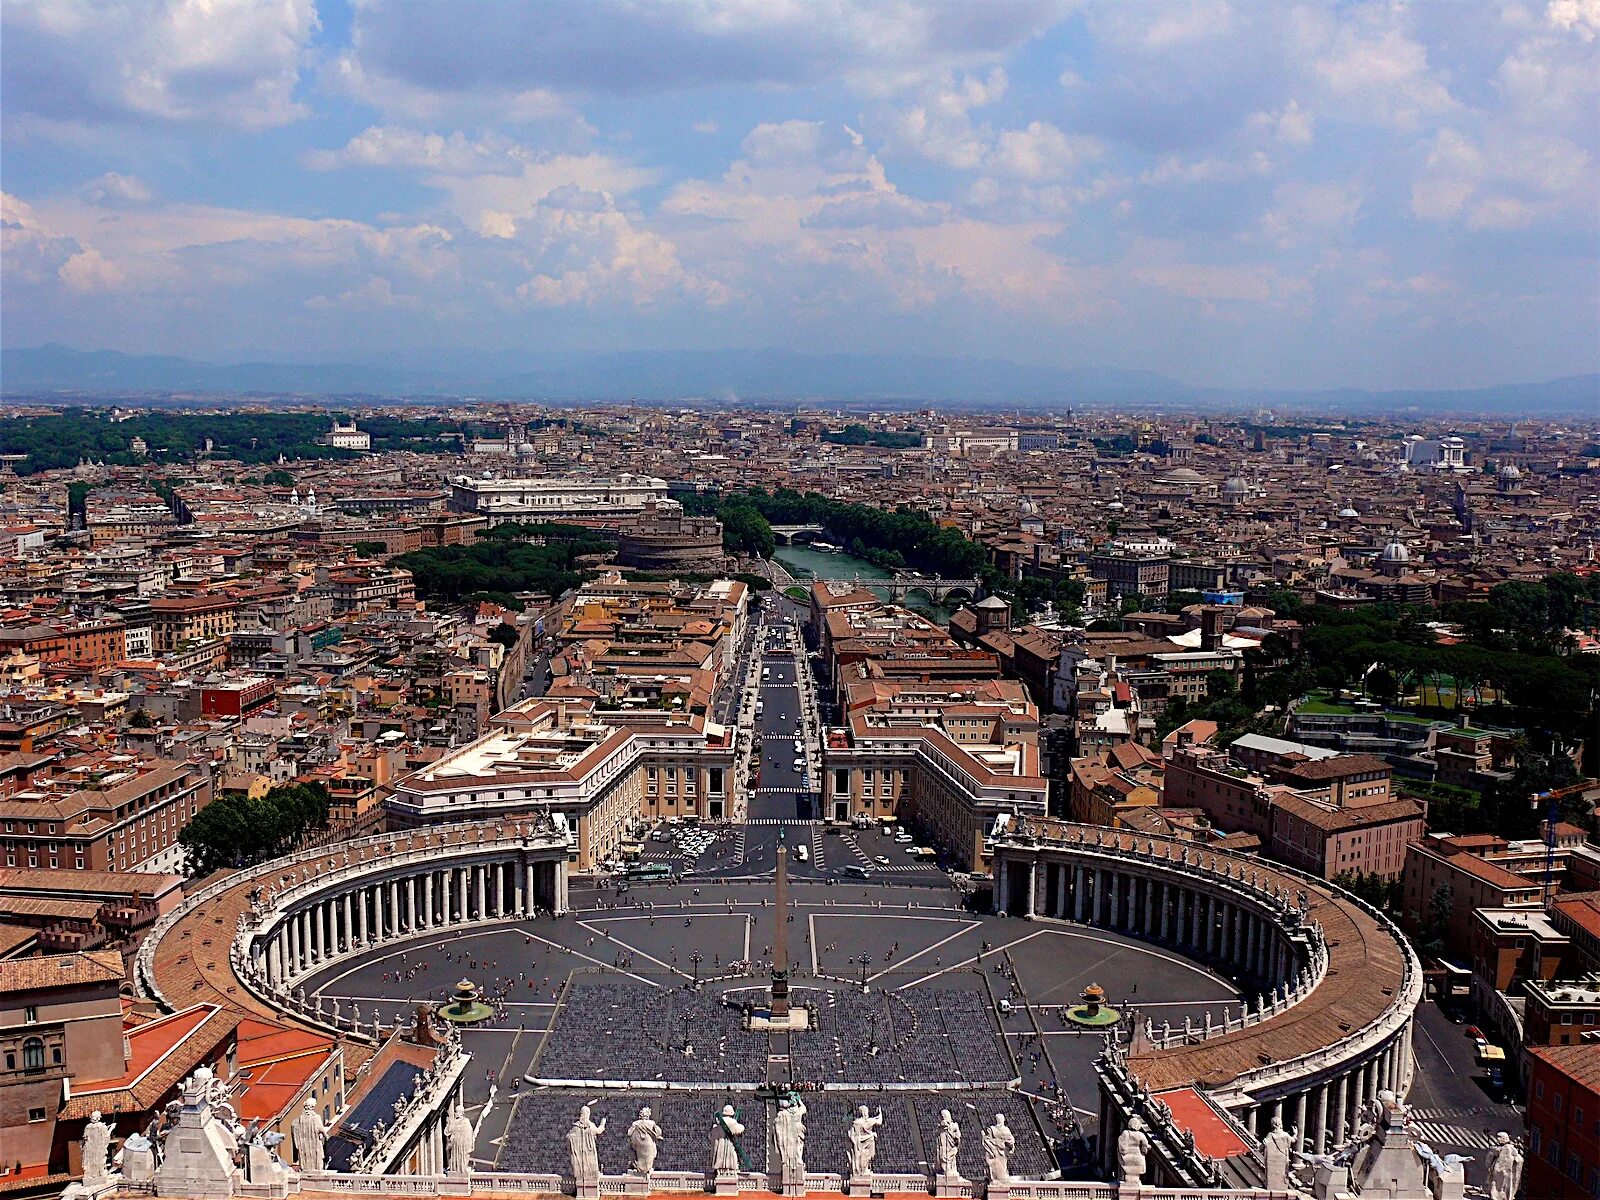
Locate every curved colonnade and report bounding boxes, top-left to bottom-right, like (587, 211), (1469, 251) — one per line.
(135, 819), (573, 1044)
(990, 821), (1421, 1183)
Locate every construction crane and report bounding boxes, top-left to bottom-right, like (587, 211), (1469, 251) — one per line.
(1532, 780), (1594, 905)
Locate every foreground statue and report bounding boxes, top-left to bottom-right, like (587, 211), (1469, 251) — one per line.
(568, 1105), (605, 1188)
(775, 1096), (807, 1179)
(1117, 1116), (1151, 1185)
(82, 1111), (113, 1187)
(935, 1109), (963, 1180)
(847, 1106), (883, 1181)
(292, 1098), (329, 1173)
(446, 1101), (476, 1177)
(1486, 1132), (1523, 1200)
(1263, 1114), (1296, 1190)
(711, 1104), (745, 1175)
(627, 1106), (662, 1175)
(983, 1114), (1014, 1182)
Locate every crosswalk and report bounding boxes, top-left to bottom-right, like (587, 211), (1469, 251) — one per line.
(1405, 1120), (1501, 1151)
(745, 817), (815, 824)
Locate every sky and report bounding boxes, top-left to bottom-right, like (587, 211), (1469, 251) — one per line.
(2, 0), (1597, 391)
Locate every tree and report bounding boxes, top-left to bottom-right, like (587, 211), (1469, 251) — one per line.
(1422, 883), (1453, 958)
(488, 622), (520, 649)
(129, 708), (156, 728)
(1206, 669), (1238, 702)
(179, 782), (332, 877)
(263, 468), (295, 487)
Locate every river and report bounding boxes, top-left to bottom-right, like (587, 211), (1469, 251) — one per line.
(772, 544), (958, 625)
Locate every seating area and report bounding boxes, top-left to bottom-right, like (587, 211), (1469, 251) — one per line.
(532, 981), (765, 1084)
(788, 984), (1014, 1086)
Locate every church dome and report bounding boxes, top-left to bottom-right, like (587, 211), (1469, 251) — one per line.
(1222, 476), (1248, 497)
(1498, 462), (1522, 481)
(1380, 540), (1410, 564)
(1338, 506), (1359, 519)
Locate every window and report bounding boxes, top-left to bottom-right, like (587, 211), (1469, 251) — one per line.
(28, 1107), (45, 1122)
(22, 1038), (44, 1072)
(834, 768), (850, 794)
(24, 1005), (37, 1022)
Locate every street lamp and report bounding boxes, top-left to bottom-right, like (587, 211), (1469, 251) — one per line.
(689, 949), (704, 989)
(856, 953), (873, 990)
(680, 1010), (694, 1055)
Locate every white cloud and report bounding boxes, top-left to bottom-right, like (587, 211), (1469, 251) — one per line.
(80, 172), (154, 207)
(2, 0), (317, 131)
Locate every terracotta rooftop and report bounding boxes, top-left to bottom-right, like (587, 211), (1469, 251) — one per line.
(0, 948), (123, 992)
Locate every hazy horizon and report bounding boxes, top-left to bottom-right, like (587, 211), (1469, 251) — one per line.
(3, 2), (1597, 392)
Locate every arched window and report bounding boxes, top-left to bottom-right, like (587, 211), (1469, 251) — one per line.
(22, 1038), (45, 1072)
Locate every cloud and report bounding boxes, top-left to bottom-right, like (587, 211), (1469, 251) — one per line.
(2, 0), (316, 131)
(333, 0), (1068, 117)
(305, 127), (533, 175)
(803, 193), (943, 230)
(80, 172), (154, 207)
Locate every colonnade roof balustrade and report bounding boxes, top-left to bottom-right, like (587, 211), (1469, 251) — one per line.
(135, 819), (570, 1039)
(997, 819), (1419, 1097)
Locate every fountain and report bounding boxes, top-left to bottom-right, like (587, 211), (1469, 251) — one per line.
(436, 978), (494, 1025)
(1065, 981), (1121, 1028)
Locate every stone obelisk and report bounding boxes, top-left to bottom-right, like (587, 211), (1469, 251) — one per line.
(772, 833), (791, 1019)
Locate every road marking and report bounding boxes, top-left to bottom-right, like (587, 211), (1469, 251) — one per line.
(1416, 1022), (1459, 1077)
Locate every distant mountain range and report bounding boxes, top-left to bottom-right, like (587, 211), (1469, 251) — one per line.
(2, 344), (1596, 415)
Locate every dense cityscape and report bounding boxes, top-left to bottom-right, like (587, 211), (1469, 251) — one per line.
(0, 400), (1594, 1200)
(4, 1), (1598, 1199)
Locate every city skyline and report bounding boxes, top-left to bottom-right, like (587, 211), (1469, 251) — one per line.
(4, 0), (1598, 392)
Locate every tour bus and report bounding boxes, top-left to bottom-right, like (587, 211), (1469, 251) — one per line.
(627, 862), (673, 882)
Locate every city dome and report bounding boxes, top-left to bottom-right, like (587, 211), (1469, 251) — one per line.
(1498, 462), (1521, 481)
(1221, 476), (1248, 496)
(1338, 506), (1359, 519)
(1380, 540), (1410, 564)
(975, 595), (1009, 611)
(1159, 467), (1205, 484)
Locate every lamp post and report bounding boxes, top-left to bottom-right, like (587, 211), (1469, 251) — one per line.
(856, 953), (873, 990)
(680, 1010), (693, 1055)
(689, 949), (704, 989)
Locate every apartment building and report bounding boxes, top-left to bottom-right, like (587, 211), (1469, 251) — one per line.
(149, 595), (238, 652)
(1164, 732), (1422, 880)
(0, 755), (213, 874)
(0, 952), (125, 1182)
(385, 696), (735, 869)
(822, 678), (1046, 871)
(1525, 1043), (1600, 1200)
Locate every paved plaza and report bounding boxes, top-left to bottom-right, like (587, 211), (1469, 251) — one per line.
(300, 877), (1240, 1177)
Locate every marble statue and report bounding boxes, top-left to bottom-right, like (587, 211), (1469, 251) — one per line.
(774, 1096), (807, 1181)
(446, 1102), (476, 1177)
(1116, 1116), (1151, 1185)
(1263, 1114), (1296, 1190)
(982, 1114), (1015, 1183)
(567, 1105), (605, 1186)
(292, 1098), (329, 1172)
(1486, 1133), (1523, 1200)
(82, 1111), (113, 1187)
(627, 1106), (662, 1175)
(711, 1105), (745, 1174)
(935, 1109), (962, 1180)
(847, 1106), (883, 1180)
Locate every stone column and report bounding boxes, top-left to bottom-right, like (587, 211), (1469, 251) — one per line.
(1109, 870), (1122, 930)
(1312, 1084), (1329, 1154)
(525, 861), (537, 915)
(556, 862), (569, 914)
(1330, 1072), (1349, 1148)
(1293, 1090), (1308, 1155)
(1074, 865), (1087, 921)
(1143, 876), (1155, 931)
(1053, 863), (1067, 919)
(1158, 883), (1170, 941)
